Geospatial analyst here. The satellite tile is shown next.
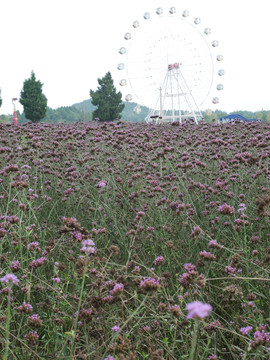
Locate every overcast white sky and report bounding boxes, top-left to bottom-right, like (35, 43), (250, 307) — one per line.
(0, 0), (269, 115)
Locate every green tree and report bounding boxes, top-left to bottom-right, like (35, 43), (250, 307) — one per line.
(19, 71), (47, 123)
(90, 71), (124, 121)
(0, 88), (2, 108)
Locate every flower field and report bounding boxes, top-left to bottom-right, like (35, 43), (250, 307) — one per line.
(0, 120), (269, 359)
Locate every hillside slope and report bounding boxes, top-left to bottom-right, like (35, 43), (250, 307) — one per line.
(73, 99), (149, 122)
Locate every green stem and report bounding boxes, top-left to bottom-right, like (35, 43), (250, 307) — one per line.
(190, 320), (199, 360)
(69, 263), (87, 359)
(4, 288), (11, 360)
(1, 178), (13, 255)
(101, 295), (148, 360)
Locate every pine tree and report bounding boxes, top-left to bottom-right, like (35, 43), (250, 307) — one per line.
(90, 72), (124, 121)
(0, 88), (2, 108)
(19, 71), (47, 123)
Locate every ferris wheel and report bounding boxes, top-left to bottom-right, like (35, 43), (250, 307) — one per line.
(116, 6), (225, 123)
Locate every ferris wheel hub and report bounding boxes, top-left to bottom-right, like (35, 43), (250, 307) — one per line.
(168, 63), (182, 70)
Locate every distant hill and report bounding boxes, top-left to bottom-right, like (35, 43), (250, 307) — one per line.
(2, 98), (269, 124)
(72, 99), (149, 122)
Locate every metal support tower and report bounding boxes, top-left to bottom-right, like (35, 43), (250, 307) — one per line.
(146, 63), (203, 124)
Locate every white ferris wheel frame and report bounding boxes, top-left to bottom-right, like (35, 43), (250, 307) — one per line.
(117, 7), (224, 123)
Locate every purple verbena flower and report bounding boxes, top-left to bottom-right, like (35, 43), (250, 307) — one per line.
(240, 326), (253, 335)
(218, 203), (235, 215)
(110, 283), (124, 296)
(153, 256), (165, 266)
(139, 278), (159, 291)
(27, 242), (41, 252)
(17, 302), (33, 314)
(0, 273), (19, 285)
(199, 250), (216, 261)
(80, 239), (96, 254)
(24, 330), (39, 344)
(52, 277), (61, 284)
(27, 314), (43, 327)
(184, 263), (196, 273)
(208, 239), (224, 249)
(97, 180), (107, 188)
(208, 354), (218, 360)
(111, 325), (120, 332)
(250, 329), (270, 349)
(10, 260), (21, 272)
(29, 257), (48, 269)
(186, 301), (212, 319)
(225, 265), (237, 276)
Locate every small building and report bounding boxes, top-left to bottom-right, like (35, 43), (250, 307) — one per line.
(218, 113), (260, 123)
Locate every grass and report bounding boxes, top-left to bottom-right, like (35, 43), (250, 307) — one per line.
(0, 120), (269, 359)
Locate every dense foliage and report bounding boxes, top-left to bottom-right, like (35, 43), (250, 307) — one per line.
(90, 72), (125, 121)
(1, 98), (270, 124)
(19, 71), (48, 123)
(17, 106), (92, 124)
(0, 121), (269, 359)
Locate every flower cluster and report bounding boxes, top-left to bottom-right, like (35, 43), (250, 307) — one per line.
(250, 328), (270, 349)
(140, 278), (159, 292)
(17, 302), (33, 314)
(240, 326), (253, 335)
(29, 256), (48, 269)
(24, 330), (39, 344)
(218, 203), (235, 215)
(97, 180), (107, 188)
(178, 263), (198, 289)
(0, 273), (19, 285)
(110, 283), (124, 296)
(186, 301), (212, 319)
(27, 314), (43, 327)
(153, 255), (165, 266)
(80, 239), (96, 255)
(199, 250), (217, 261)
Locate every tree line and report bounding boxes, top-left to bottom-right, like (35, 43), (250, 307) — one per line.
(1, 71), (270, 123)
(0, 71), (125, 123)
